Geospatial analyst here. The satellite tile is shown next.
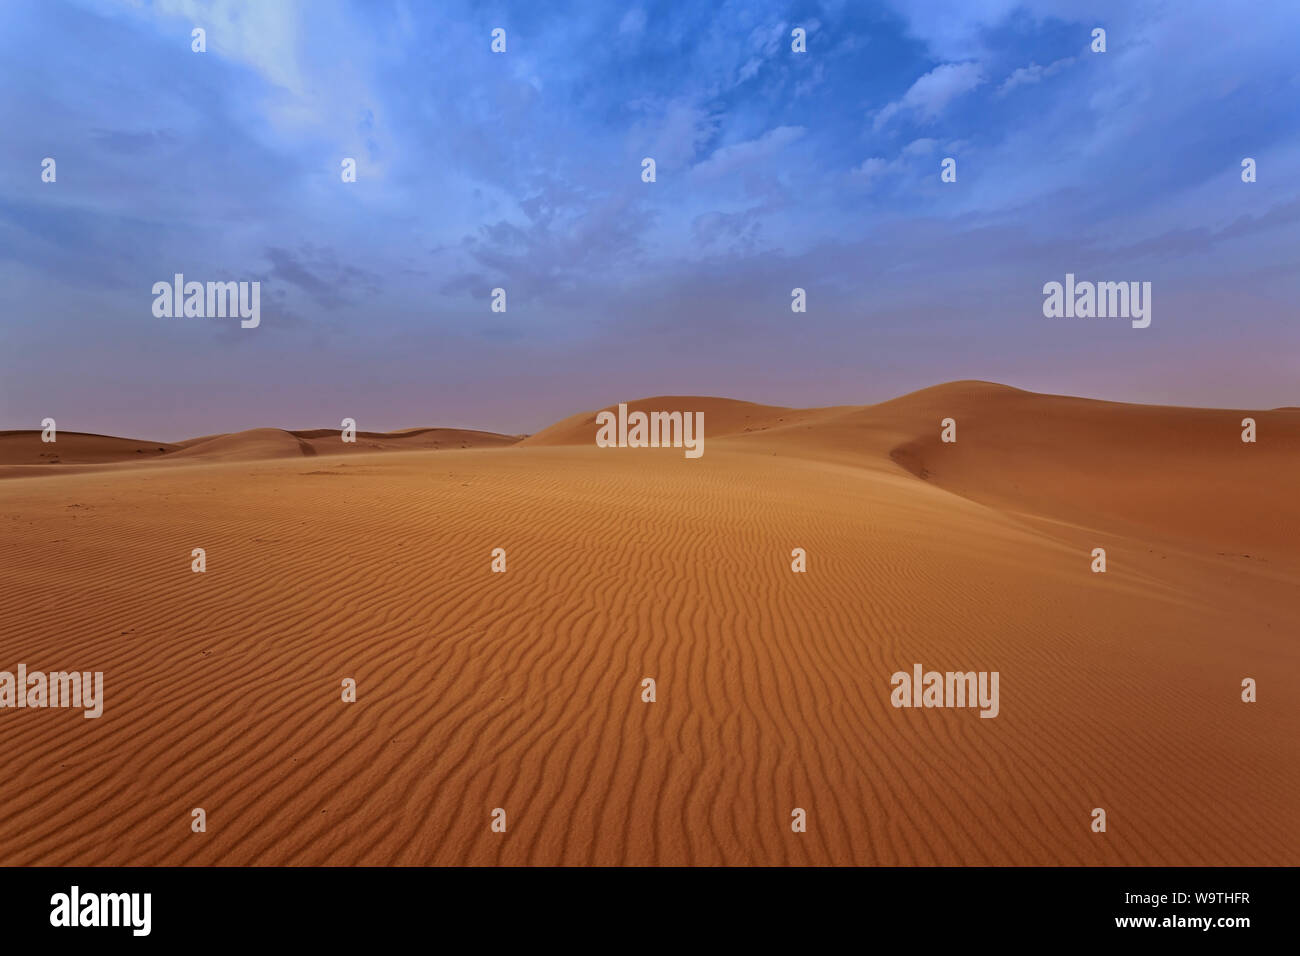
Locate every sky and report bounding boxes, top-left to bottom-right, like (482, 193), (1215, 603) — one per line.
(1, 0), (1297, 439)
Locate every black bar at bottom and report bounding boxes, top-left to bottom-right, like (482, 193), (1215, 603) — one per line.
(0, 866), (1281, 943)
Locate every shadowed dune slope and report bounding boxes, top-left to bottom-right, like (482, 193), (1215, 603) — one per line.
(859, 382), (1300, 559)
(0, 430), (179, 465)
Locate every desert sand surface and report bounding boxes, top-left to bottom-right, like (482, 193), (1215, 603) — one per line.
(0, 381), (1295, 865)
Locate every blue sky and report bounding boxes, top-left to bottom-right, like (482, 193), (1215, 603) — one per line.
(1, 0), (1297, 438)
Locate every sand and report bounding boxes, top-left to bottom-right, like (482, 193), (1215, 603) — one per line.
(0, 381), (1295, 865)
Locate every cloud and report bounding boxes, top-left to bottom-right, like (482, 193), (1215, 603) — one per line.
(263, 245), (380, 309)
(851, 157), (890, 185)
(998, 56), (1076, 95)
(151, 0), (307, 95)
(901, 137), (939, 156)
(690, 125), (805, 179)
(873, 61), (985, 131)
(630, 99), (718, 171)
(851, 137), (947, 188)
(882, 0), (1117, 60)
(747, 20), (790, 59)
(447, 189), (659, 308)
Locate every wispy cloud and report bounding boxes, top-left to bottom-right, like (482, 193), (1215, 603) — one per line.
(998, 56), (1076, 95)
(873, 61), (985, 131)
(691, 125), (805, 179)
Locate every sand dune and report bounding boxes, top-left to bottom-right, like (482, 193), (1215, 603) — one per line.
(291, 427), (519, 455)
(0, 430), (179, 465)
(522, 395), (832, 445)
(0, 424), (519, 476)
(869, 382), (1300, 560)
(0, 382), (1295, 865)
(168, 428), (317, 460)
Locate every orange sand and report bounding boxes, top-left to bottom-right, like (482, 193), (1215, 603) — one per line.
(0, 382), (1295, 864)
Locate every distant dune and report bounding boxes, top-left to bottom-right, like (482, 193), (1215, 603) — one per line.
(0, 425), (520, 475)
(1, 382), (1295, 865)
(0, 430), (179, 466)
(167, 428), (317, 461)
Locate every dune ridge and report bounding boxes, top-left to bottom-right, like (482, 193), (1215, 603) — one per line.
(0, 381), (1295, 865)
(0, 425), (520, 476)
